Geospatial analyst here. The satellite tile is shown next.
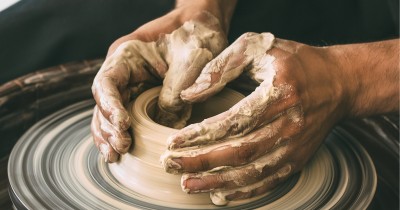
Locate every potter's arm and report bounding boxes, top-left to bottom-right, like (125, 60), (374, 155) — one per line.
(327, 39), (399, 117)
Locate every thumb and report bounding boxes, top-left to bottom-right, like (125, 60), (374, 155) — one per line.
(156, 47), (213, 128)
(155, 18), (226, 129)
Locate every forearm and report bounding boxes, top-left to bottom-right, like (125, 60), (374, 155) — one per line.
(175, 0), (237, 34)
(329, 39), (399, 117)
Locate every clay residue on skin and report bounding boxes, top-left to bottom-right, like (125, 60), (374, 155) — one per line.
(209, 164), (293, 206)
(161, 140), (237, 174)
(166, 33), (278, 150)
(160, 32), (306, 206)
(287, 105), (304, 125)
(99, 144), (110, 163)
(156, 13), (226, 129)
(161, 114), (286, 175)
(166, 81), (280, 150)
(181, 33), (275, 101)
(179, 146), (288, 192)
(93, 39), (165, 131)
(96, 11), (226, 129)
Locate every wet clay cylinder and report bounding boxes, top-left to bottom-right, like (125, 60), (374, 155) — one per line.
(108, 86), (244, 205)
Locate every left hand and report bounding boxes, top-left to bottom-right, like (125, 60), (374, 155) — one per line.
(161, 32), (349, 205)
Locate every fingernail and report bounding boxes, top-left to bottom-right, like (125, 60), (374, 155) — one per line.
(114, 137), (131, 154)
(166, 135), (179, 149)
(181, 173), (200, 194)
(180, 174), (202, 194)
(100, 144), (110, 162)
(171, 158), (182, 168)
(181, 174), (211, 194)
(164, 158), (182, 174)
(108, 152), (119, 162)
(167, 131), (192, 149)
(181, 174), (191, 193)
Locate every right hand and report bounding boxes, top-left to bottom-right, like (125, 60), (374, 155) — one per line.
(91, 2), (234, 162)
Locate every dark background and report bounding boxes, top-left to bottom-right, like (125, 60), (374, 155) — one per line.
(0, 0), (398, 84)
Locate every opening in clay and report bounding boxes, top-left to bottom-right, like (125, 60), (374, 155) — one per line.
(146, 91), (243, 126)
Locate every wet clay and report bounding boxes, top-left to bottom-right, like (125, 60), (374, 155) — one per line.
(108, 87), (244, 205)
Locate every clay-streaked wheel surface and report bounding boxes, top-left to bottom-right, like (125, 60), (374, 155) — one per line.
(8, 96), (377, 209)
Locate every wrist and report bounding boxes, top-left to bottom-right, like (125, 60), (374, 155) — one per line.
(325, 39), (400, 118)
(174, 0), (237, 34)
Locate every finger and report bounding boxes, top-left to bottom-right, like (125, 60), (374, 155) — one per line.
(155, 21), (219, 128)
(92, 63), (131, 130)
(157, 48), (213, 128)
(181, 146), (289, 193)
(93, 40), (165, 130)
(91, 106), (119, 162)
(161, 106), (303, 173)
(210, 163), (294, 206)
(167, 82), (296, 150)
(97, 106), (132, 154)
(181, 32), (275, 103)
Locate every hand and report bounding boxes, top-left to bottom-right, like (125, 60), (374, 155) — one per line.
(91, 0), (238, 162)
(161, 33), (350, 205)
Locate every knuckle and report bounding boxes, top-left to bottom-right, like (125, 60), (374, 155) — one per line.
(290, 88), (301, 100)
(158, 96), (180, 111)
(199, 155), (210, 171)
(286, 105), (304, 130)
(233, 145), (256, 165)
(233, 32), (259, 46)
(275, 84), (299, 101)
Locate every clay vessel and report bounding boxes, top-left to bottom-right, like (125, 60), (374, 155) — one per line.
(109, 86), (244, 205)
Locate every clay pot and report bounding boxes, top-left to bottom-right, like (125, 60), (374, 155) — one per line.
(108, 86), (244, 205)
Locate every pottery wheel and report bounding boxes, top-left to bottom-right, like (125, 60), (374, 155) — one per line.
(8, 100), (377, 209)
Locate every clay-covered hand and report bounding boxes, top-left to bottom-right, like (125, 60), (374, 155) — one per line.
(91, 9), (228, 162)
(161, 33), (349, 205)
